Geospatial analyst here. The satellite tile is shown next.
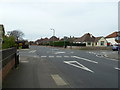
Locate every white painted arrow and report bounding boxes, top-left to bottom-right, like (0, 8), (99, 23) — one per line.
(64, 61), (94, 73)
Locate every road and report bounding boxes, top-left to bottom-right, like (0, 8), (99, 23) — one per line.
(3, 45), (119, 88)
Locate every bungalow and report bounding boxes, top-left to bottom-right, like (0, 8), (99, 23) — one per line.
(105, 31), (120, 45)
(74, 33), (95, 46)
(94, 37), (107, 46)
(74, 33), (107, 47)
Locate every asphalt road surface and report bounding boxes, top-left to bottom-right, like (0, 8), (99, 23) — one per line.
(3, 45), (119, 88)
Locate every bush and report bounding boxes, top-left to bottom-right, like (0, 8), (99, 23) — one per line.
(2, 36), (16, 49)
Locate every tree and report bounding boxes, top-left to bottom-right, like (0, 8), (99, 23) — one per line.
(2, 36), (16, 49)
(7, 30), (24, 41)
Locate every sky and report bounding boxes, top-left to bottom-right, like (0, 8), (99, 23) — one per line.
(0, 0), (119, 41)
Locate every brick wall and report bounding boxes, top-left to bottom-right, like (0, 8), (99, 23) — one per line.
(0, 47), (17, 81)
(2, 58), (15, 80)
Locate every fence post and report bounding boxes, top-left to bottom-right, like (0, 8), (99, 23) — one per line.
(15, 51), (19, 68)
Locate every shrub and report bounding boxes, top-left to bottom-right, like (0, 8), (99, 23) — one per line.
(2, 36), (16, 49)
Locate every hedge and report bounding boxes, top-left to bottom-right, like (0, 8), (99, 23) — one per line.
(49, 41), (69, 47)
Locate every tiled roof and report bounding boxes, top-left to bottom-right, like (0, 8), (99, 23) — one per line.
(94, 37), (102, 42)
(74, 33), (95, 42)
(49, 36), (59, 41)
(105, 32), (118, 38)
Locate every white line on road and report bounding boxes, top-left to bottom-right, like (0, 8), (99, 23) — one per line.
(64, 61), (94, 73)
(96, 55), (118, 62)
(115, 67), (120, 70)
(29, 50), (36, 53)
(20, 61), (29, 63)
(54, 52), (66, 54)
(71, 56), (98, 64)
(49, 56), (54, 58)
(64, 56), (69, 58)
(41, 56), (47, 58)
(56, 56), (62, 58)
(51, 74), (68, 86)
(33, 56), (39, 58)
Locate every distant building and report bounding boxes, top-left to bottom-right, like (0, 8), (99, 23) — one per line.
(49, 36), (59, 42)
(105, 31), (120, 45)
(74, 33), (107, 47)
(94, 37), (107, 46)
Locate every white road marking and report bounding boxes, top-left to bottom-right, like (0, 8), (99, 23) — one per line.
(109, 58), (118, 61)
(29, 50), (36, 53)
(54, 52), (66, 54)
(64, 56), (69, 58)
(71, 56), (98, 64)
(21, 49), (29, 51)
(41, 56), (47, 58)
(49, 56), (54, 58)
(96, 55), (118, 61)
(20, 61), (29, 63)
(51, 74), (68, 86)
(115, 67), (120, 70)
(96, 54), (104, 58)
(33, 56), (39, 58)
(88, 52), (96, 54)
(64, 61), (94, 73)
(56, 56), (62, 58)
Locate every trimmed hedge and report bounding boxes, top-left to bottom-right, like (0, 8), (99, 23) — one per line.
(49, 41), (69, 47)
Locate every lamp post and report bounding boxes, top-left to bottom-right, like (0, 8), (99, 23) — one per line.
(50, 28), (55, 47)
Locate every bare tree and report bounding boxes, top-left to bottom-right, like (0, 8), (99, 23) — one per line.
(7, 30), (24, 41)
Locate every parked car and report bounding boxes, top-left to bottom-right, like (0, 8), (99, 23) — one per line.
(112, 44), (120, 51)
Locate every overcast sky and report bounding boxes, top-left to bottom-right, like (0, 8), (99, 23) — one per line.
(0, 0), (119, 41)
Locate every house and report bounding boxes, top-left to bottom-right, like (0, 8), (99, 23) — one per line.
(74, 33), (107, 47)
(105, 31), (120, 45)
(42, 38), (49, 45)
(74, 33), (95, 46)
(35, 38), (49, 45)
(49, 36), (59, 42)
(94, 37), (107, 46)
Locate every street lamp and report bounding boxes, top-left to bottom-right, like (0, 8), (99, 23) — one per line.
(50, 28), (55, 47)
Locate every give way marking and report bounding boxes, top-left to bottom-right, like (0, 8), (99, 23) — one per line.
(64, 61), (94, 73)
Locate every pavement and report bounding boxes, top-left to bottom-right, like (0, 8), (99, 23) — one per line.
(2, 45), (119, 88)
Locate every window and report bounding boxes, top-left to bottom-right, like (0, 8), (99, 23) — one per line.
(101, 41), (104, 46)
(87, 42), (91, 45)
